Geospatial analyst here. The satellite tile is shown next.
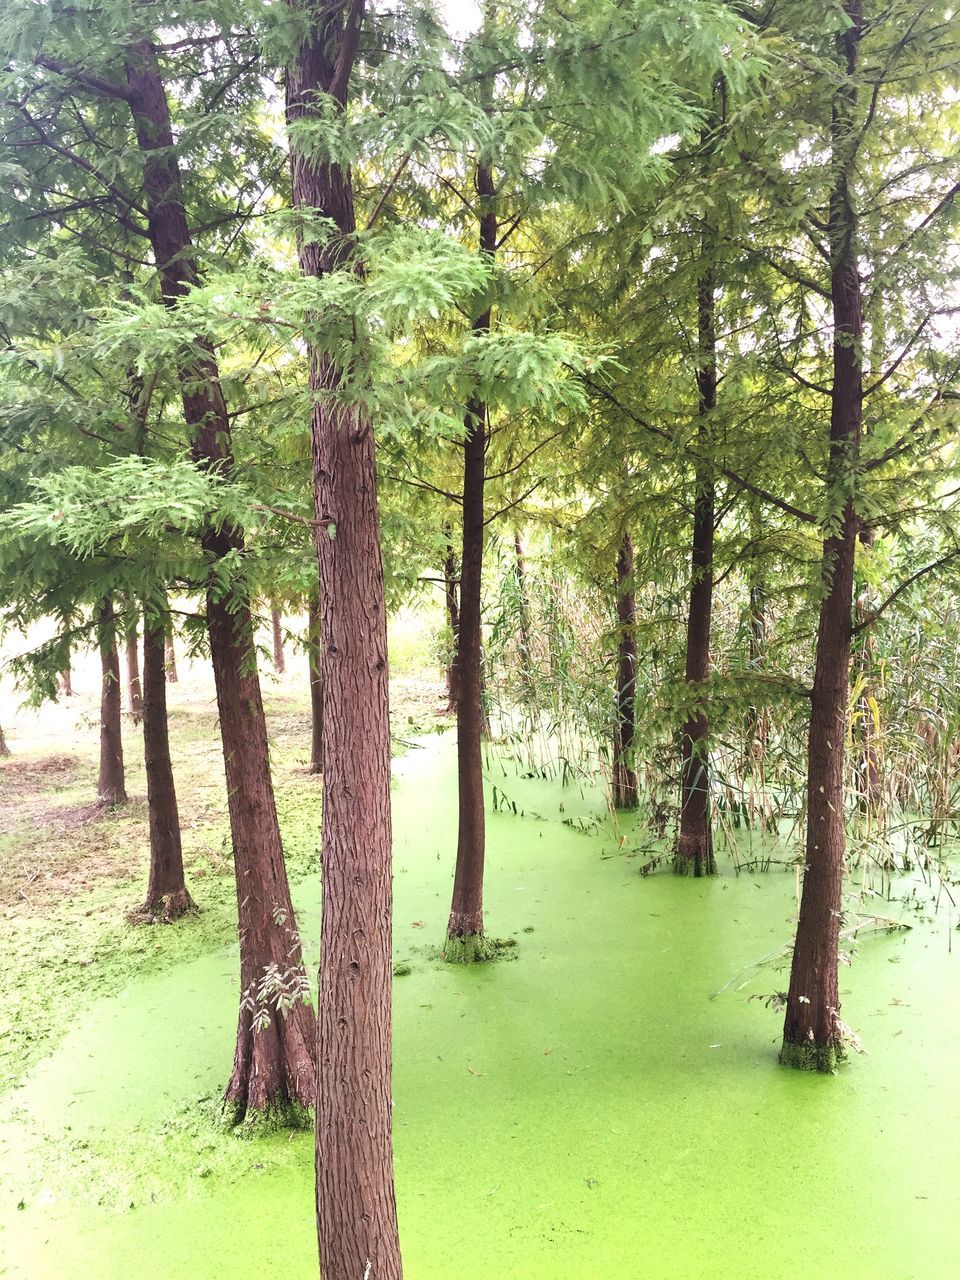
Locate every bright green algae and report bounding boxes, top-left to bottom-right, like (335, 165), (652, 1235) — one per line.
(2, 737), (959, 1279)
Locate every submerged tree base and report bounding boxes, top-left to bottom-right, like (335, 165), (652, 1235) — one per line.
(779, 1038), (846, 1073)
(442, 933), (517, 964)
(673, 849), (717, 877)
(225, 1097), (313, 1134)
(132, 889), (197, 924)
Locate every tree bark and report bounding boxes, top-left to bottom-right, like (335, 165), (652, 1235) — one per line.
(140, 612), (194, 920)
(443, 537), (461, 714)
(0, 723), (10, 756)
(781, 0), (863, 1072)
(271, 607), (286, 674)
(287, 3), (403, 1273)
(124, 38), (315, 1116)
(612, 533), (639, 810)
(676, 257), (717, 876)
(97, 596), (127, 806)
(307, 594), (324, 775)
(125, 619), (143, 721)
(59, 657), (73, 698)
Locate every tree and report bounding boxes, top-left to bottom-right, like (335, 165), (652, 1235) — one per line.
(286, 0), (403, 1271)
(96, 595), (127, 807)
(139, 602), (194, 921)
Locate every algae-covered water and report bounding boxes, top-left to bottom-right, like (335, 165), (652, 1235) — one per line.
(2, 736), (958, 1278)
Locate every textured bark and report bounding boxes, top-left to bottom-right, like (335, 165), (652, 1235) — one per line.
(271, 608), (286, 674)
(97, 596), (127, 806)
(125, 622), (143, 721)
(676, 257), (717, 876)
(447, 146), (497, 951)
(612, 533), (639, 810)
(140, 615), (194, 920)
(287, 2), (403, 1273)
(307, 595), (324, 775)
(781, 0), (863, 1072)
(124, 39), (315, 1115)
(443, 538), (461, 714)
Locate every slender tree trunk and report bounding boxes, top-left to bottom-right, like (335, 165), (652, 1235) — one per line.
(307, 595), (324, 775)
(271, 607), (286, 674)
(676, 256), (717, 876)
(126, 620), (143, 721)
(443, 537), (461, 714)
(97, 596), (127, 807)
(745, 511), (768, 758)
(781, 0), (863, 1072)
(854, 527), (881, 805)
(164, 618), (178, 683)
(287, 4), (403, 1273)
(612, 533), (639, 810)
(0, 723), (10, 756)
(513, 530), (535, 702)
(445, 142), (497, 959)
(124, 40), (315, 1116)
(140, 613), (194, 920)
(448, 387), (489, 957)
(60, 657), (73, 698)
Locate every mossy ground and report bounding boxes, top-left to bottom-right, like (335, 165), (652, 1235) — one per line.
(2, 627), (960, 1278)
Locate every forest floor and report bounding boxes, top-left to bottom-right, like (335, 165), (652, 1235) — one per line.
(1, 623), (959, 1278)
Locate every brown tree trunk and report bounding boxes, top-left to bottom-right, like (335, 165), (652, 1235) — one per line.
(271, 607), (286, 674)
(781, 0), (863, 1072)
(0, 723), (10, 756)
(445, 142), (497, 959)
(140, 612), (194, 920)
(124, 39), (315, 1117)
(676, 257), (717, 876)
(164, 618), (178, 683)
(513, 529), (536, 708)
(448, 387), (489, 958)
(612, 533), (639, 810)
(97, 596), (127, 806)
(59, 657), (73, 698)
(126, 620), (143, 721)
(307, 595), (324, 775)
(443, 537), (461, 714)
(287, 3), (403, 1273)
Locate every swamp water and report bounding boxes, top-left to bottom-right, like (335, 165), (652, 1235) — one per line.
(1, 736), (958, 1278)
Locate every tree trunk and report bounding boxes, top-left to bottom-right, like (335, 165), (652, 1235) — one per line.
(513, 530), (536, 708)
(445, 142), (497, 959)
(612, 533), (639, 810)
(60, 657), (73, 698)
(287, 4), (403, 1273)
(140, 612), (194, 920)
(97, 596), (127, 807)
(781, 0), (863, 1072)
(443, 537), (461, 715)
(676, 257), (717, 876)
(164, 621), (178, 683)
(0, 723), (10, 756)
(126, 620), (143, 721)
(307, 595), (324, 775)
(124, 39), (315, 1117)
(854, 527), (881, 806)
(271, 607), (286, 674)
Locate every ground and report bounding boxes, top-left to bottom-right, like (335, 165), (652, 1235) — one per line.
(1, 613), (958, 1278)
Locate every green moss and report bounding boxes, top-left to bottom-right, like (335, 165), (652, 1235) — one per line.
(441, 934), (517, 964)
(779, 1038), (846, 1073)
(392, 962), (412, 977)
(228, 1098), (313, 1136)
